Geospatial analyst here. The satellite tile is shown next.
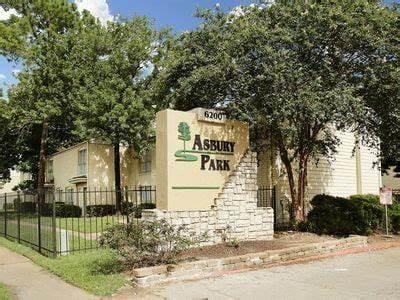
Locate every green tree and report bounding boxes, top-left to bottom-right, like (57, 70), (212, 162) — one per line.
(72, 17), (167, 211)
(156, 1), (400, 224)
(0, 95), (20, 182)
(0, 1), (89, 199)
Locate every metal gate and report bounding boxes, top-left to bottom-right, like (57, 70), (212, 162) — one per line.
(257, 186), (290, 230)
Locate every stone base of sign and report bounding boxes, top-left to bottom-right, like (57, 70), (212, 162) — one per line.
(142, 151), (274, 246)
(131, 235), (368, 287)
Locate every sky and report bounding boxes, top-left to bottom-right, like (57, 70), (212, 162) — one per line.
(0, 0), (398, 95)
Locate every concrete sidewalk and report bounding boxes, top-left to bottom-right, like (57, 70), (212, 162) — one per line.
(0, 246), (96, 300)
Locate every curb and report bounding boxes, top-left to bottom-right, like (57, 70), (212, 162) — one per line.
(131, 235), (368, 286)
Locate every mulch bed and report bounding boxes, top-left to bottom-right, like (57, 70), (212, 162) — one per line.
(181, 232), (335, 261)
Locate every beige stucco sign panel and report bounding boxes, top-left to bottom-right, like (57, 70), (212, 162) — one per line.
(156, 109), (249, 211)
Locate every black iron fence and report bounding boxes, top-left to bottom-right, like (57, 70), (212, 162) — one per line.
(257, 186), (290, 230)
(0, 187), (156, 256)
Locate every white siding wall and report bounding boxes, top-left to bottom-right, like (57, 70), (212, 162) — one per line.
(359, 144), (381, 194)
(257, 130), (381, 209)
(307, 131), (358, 200)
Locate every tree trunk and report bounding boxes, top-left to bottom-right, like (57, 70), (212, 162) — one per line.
(277, 133), (310, 226)
(295, 155), (307, 223)
(277, 138), (297, 224)
(114, 143), (122, 212)
(37, 120), (49, 203)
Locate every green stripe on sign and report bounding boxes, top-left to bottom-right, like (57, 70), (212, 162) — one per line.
(172, 186), (220, 190)
(184, 150), (234, 156)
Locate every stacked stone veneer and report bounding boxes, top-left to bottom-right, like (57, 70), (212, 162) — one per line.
(142, 151), (274, 246)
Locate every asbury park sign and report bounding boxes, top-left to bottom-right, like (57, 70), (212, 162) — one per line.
(174, 122), (235, 171)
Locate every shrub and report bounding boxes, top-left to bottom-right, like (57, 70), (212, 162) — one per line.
(132, 203), (156, 218)
(99, 219), (194, 269)
(349, 194), (380, 205)
(19, 202), (36, 213)
(350, 194), (400, 233)
(41, 202), (82, 218)
(120, 202), (156, 218)
(3, 202), (14, 211)
(86, 205), (116, 217)
(391, 213), (400, 233)
(306, 194), (383, 236)
(120, 202), (134, 215)
(389, 202), (400, 233)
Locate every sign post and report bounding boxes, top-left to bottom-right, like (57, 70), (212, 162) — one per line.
(380, 187), (393, 237)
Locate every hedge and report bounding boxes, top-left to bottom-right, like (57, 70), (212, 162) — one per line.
(303, 194), (400, 235)
(86, 204), (116, 217)
(305, 194), (383, 235)
(19, 202), (36, 213)
(40, 202), (82, 218)
(121, 202), (156, 217)
(350, 194), (400, 233)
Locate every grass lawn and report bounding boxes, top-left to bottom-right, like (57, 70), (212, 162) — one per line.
(0, 282), (12, 300)
(1, 219), (99, 255)
(0, 237), (127, 296)
(3, 214), (126, 234)
(54, 215), (126, 233)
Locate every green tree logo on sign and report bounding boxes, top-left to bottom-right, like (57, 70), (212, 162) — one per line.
(178, 122), (191, 150)
(175, 122), (197, 162)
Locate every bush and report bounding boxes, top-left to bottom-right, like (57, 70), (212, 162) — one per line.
(391, 212), (400, 233)
(19, 202), (36, 213)
(389, 202), (400, 233)
(350, 194), (400, 233)
(86, 205), (116, 217)
(120, 202), (156, 218)
(306, 194), (383, 236)
(3, 202), (14, 211)
(120, 202), (134, 215)
(132, 203), (156, 218)
(349, 194), (380, 205)
(41, 202), (82, 218)
(99, 219), (194, 269)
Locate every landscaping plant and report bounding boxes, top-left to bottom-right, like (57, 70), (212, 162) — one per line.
(99, 219), (194, 269)
(350, 194), (400, 233)
(304, 194), (383, 236)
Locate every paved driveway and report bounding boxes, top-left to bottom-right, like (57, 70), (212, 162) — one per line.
(151, 247), (400, 300)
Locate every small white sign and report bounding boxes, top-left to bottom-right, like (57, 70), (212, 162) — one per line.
(380, 187), (393, 205)
(192, 108), (226, 124)
(60, 229), (69, 255)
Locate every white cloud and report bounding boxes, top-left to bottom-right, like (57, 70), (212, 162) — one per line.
(12, 69), (21, 76)
(0, 7), (19, 21)
(75, 0), (113, 25)
(0, 74), (6, 80)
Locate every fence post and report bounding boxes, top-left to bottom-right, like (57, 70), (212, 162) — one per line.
(154, 185), (156, 207)
(37, 192), (42, 254)
(272, 186), (277, 225)
(125, 187), (129, 224)
(4, 193), (7, 237)
(52, 190), (57, 257)
(17, 191), (21, 243)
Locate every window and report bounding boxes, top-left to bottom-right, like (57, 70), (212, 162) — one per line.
(78, 149), (87, 176)
(47, 160), (54, 182)
(65, 187), (74, 204)
(140, 151), (151, 173)
(140, 186), (153, 203)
